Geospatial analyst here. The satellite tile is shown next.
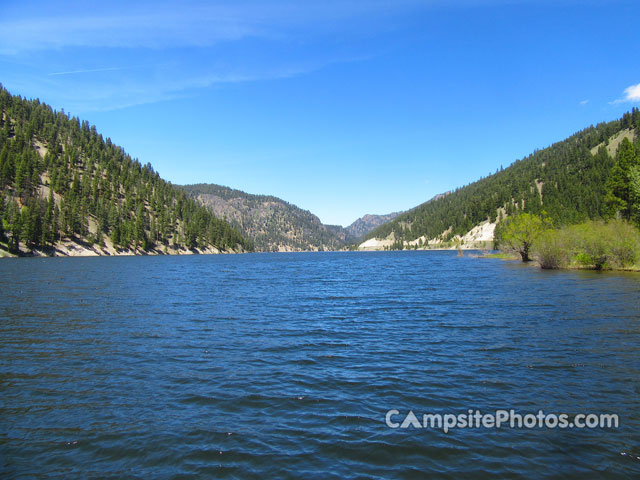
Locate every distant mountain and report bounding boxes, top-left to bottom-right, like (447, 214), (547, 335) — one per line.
(0, 86), (250, 257)
(344, 212), (403, 241)
(365, 109), (640, 249)
(180, 183), (346, 252)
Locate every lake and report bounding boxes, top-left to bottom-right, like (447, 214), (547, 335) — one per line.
(1, 251), (639, 478)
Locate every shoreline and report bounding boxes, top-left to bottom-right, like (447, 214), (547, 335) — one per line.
(1, 243), (495, 258)
(478, 252), (640, 272)
(0, 236), (238, 258)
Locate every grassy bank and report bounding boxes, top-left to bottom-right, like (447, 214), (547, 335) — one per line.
(481, 252), (520, 260)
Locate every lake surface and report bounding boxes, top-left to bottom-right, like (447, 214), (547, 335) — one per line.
(1, 251), (640, 479)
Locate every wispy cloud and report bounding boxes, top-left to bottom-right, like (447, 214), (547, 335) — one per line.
(579, 99), (589, 105)
(0, 0), (538, 54)
(0, 5), (260, 54)
(0, 0), (557, 112)
(48, 66), (130, 77)
(0, 0), (391, 111)
(611, 82), (640, 104)
(21, 53), (367, 113)
(0, 1), (387, 54)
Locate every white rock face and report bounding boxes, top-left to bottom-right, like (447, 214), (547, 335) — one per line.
(461, 221), (496, 244)
(358, 238), (394, 251)
(358, 220), (496, 251)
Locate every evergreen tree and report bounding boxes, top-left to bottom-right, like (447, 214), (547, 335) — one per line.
(6, 198), (21, 253)
(605, 138), (640, 220)
(630, 166), (640, 227)
(0, 195), (5, 241)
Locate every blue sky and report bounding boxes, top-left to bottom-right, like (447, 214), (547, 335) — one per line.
(1, 0), (639, 226)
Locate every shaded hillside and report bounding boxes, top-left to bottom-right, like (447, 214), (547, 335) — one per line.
(0, 86), (250, 256)
(366, 109), (640, 246)
(344, 212), (402, 241)
(180, 183), (346, 252)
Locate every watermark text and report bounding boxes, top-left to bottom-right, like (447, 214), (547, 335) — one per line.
(385, 409), (618, 433)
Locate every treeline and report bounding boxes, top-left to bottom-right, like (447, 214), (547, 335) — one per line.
(366, 109), (640, 245)
(0, 85), (250, 254)
(180, 183), (345, 251)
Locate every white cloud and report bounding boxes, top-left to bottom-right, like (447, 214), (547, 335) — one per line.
(612, 82), (640, 104)
(579, 99), (589, 105)
(622, 83), (640, 102)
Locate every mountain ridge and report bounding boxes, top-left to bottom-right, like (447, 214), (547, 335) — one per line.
(344, 212), (403, 241)
(180, 183), (345, 252)
(180, 183), (406, 251)
(364, 109), (640, 250)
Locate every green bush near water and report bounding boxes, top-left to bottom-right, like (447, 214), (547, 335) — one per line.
(533, 228), (571, 269)
(533, 220), (640, 270)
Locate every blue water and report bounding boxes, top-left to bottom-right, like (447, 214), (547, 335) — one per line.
(1, 251), (640, 479)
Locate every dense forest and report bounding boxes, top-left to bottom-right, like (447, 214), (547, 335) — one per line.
(180, 183), (347, 251)
(0, 86), (250, 256)
(366, 109), (640, 247)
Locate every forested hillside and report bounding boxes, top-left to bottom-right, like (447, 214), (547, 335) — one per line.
(180, 183), (346, 251)
(0, 86), (250, 256)
(366, 109), (640, 247)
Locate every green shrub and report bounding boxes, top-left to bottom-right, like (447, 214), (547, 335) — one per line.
(572, 222), (609, 269)
(532, 220), (640, 270)
(533, 229), (570, 269)
(604, 220), (640, 268)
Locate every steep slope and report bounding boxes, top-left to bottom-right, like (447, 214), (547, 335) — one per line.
(344, 212), (403, 241)
(180, 183), (346, 252)
(0, 86), (250, 256)
(365, 109), (640, 249)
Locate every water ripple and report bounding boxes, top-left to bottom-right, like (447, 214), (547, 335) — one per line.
(1, 252), (640, 478)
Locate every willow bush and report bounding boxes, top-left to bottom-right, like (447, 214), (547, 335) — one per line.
(533, 220), (640, 270)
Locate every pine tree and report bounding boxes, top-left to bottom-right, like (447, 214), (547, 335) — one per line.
(605, 138), (640, 220)
(630, 166), (640, 227)
(0, 195), (5, 241)
(6, 199), (21, 253)
(134, 203), (147, 250)
(0, 144), (11, 187)
(42, 190), (54, 246)
(14, 156), (27, 198)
